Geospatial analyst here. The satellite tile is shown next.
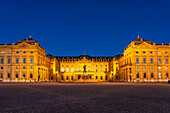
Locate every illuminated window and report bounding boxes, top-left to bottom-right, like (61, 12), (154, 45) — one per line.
(30, 67), (33, 69)
(23, 51), (26, 53)
(96, 68), (98, 72)
(66, 68), (69, 72)
(158, 73), (161, 78)
(1, 58), (4, 64)
(151, 73), (154, 78)
(143, 58), (146, 64)
(78, 67), (81, 71)
(165, 58), (168, 64)
(158, 66), (161, 69)
(16, 51), (19, 54)
(8, 67), (10, 69)
(16, 58), (19, 64)
(8, 51), (11, 54)
(1, 51), (4, 54)
(30, 58), (33, 64)
(61, 68), (64, 72)
(158, 58), (161, 64)
(143, 73), (146, 78)
(136, 73), (139, 78)
(143, 67), (146, 69)
(88, 67), (91, 71)
(150, 67), (153, 69)
(71, 68), (73, 72)
(166, 67), (168, 69)
(23, 58), (26, 64)
(136, 58), (139, 64)
(136, 67), (139, 69)
(158, 52), (161, 54)
(16, 73), (18, 78)
(101, 68), (102, 72)
(8, 58), (11, 64)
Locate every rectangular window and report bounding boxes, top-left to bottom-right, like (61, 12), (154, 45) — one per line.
(150, 58), (153, 64)
(165, 58), (168, 64)
(1, 67), (3, 69)
(0, 73), (3, 78)
(30, 73), (33, 78)
(30, 58), (33, 64)
(144, 73), (146, 78)
(166, 73), (169, 78)
(61, 68), (64, 72)
(165, 52), (168, 54)
(16, 58), (19, 64)
(136, 67), (139, 69)
(136, 58), (139, 64)
(136, 73), (139, 78)
(143, 58), (146, 64)
(96, 68), (98, 72)
(23, 73), (26, 78)
(23, 51), (26, 53)
(16, 73), (18, 78)
(1, 58), (4, 64)
(71, 68), (73, 72)
(151, 73), (154, 78)
(16, 51), (19, 54)
(166, 67), (168, 69)
(158, 52), (161, 54)
(143, 67), (146, 69)
(78, 67), (81, 71)
(8, 58), (11, 64)
(158, 58), (161, 64)
(150, 67), (153, 69)
(66, 68), (69, 72)
(30, 67), (33, 69)
(158, 73), (161, 78)
(150, 51), (153, 54)
(136, 51), (138, 54)
(88, 67), (91, 71)
(8, 73), (10, 78)
(23, 67), (26, 69)
(143, 51), (146, 54)
(23, 58), (26, 64)
(30, 51), (33, 54)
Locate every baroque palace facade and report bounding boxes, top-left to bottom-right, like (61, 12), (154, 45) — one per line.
(0, 36), (169, 82)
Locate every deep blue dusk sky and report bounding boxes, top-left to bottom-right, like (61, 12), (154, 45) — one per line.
(0, 0), (169, 56)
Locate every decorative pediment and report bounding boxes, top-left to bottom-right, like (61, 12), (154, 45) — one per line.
(135, 42), (156, 49)
(79, 57), (91, 63)
(13, 42), (35, 49)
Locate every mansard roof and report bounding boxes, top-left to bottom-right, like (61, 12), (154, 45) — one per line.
(16, 37), (38, 45)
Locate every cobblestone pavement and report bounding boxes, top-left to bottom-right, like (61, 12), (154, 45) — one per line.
(0, 82), (169, 113)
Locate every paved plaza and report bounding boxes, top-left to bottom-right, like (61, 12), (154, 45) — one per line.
(0, 82), (169, 113)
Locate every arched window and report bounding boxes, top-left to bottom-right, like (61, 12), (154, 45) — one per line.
(144, 73), (146, 78)
(166, 73), (169, 79)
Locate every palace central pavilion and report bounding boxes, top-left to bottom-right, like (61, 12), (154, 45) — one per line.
(0, 36), (169, 82)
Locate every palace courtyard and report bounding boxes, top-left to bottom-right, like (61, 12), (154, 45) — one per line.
(0, 82), (169, 113)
